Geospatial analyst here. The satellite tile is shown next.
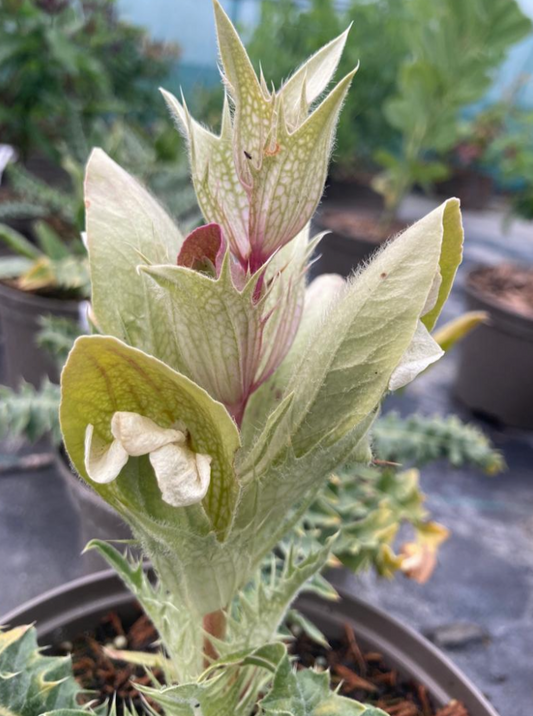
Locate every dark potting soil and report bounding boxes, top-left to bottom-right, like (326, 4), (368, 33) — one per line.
(319, 208), (405, 245)
(469, 264), (533, 319)
(51, 607), (469, 716)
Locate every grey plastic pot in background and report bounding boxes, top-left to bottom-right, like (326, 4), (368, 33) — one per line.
(0, 281), (81, 388)
(455, 267), (533, 429)
(55, 450), (132, 574)
(1, 570), (499, 716)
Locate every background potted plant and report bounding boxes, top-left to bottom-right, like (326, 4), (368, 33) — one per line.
(455, 108), (533, 428)
(315, 0), (530, 276)
(0, 0), (178, 172)
(0, 119), (198, 389)
(0, 0), (184, 389)
(0, 5), (498, 715)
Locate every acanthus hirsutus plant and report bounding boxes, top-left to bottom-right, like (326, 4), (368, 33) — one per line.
(1, 2), (465, 714)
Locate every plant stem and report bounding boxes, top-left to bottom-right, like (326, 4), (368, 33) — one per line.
(203, 608), (227, 665)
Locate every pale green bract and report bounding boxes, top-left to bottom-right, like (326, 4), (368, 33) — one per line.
(162, 3), (355, 268)
(55, 2), (464, 715)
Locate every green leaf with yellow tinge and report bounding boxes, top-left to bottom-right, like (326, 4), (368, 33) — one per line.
(421, 198), (463, 331)
(433, 310), (488, 353)
(60, 335), (240, 539)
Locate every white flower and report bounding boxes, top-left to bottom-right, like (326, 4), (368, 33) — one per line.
(84, 412), (212, 507)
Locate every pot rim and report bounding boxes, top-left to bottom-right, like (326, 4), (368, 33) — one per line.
(465, 264), (533, 332)
(0, 569), (499, 716)
(0, 277), (83, 311)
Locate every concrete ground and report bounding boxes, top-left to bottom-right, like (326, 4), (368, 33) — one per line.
(0, 194), (532, 715)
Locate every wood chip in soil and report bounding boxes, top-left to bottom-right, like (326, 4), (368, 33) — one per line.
(289, 623), (470, 716)
(51, 607), (470, 716)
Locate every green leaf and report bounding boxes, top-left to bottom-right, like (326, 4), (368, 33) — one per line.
(85, 540), (204, 681)
(302, 464), (428, 578)
(251, 67), (357, 260)
(85, 149), (184, 357)
(16, 255), (89, 296)
(162, 90), (249, 261)
(432, 310), (487, 352)
(0, 256), (34, 280)
(138, 642), (288, 716)
(280, 26), (351, 124)
(5, 164), (77, 225)
(84, 539), (154, 602)
(290, 200), (461, 455)
(0, 379), (62, 446)
(137, 676), (241, 716)
(373, 412), (505, 474)
(286, 610), (329, 649)
(140, 256), (265, 419)
(37, 315), (84, 368)
(103, 645), (174, 674)
(0, 222), (41, 259)
(235, 409), (376, 565)
(242, 272), (346, 445)
(223, 539), (334, 654)
(60, 335), (240, 539)
(34, 221), (71, 260)
(176, 4), (355, 265)
(421, 199), (463, 331)
(0, 625), (81, 715)
(260, 656), (386, 715)
(213, 0), (275, 189)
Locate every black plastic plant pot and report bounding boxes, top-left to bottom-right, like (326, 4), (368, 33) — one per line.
(55, 450), (132, 574)
(0, 281), (81, 388)
(1, 570), (498, 716)
(312, 210), (404, 279)
(312, 222), (378, 277)
(436, 169), (494, 212)
(455, 267), (533, 429)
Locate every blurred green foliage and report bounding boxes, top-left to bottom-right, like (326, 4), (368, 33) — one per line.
(0, 119), (199, 298)
(489, 109), (533, 222)
(374, 0), (532, 217)
(243, 0), (410, 174)
(215, 0), (531, 216)
(0, 0), (179, 160)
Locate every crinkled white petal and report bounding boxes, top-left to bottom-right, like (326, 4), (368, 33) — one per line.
(149, 443), (212, 507)
(84, 413), (211, 505)
(111, 412), (185, 457)
(389, 321), (444, 391)
(84, 423), (129, 484)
